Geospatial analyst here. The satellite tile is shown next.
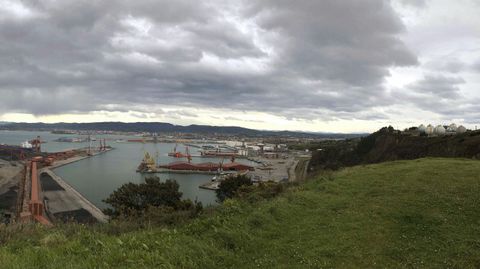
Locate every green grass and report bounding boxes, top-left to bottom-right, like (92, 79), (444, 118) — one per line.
(1, 158), (480, 268)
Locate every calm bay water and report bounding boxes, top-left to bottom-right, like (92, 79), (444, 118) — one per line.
(0, 130), (244, 208)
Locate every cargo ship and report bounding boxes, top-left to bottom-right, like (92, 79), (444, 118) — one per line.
(127, 139), (145, 143)
(200, 149), (239, 157)
(168, 144), (191, 159)
(54, 137), (86, 143)
(137, 152), (254, 174)
(157, 161), (253, 172)
(137, 152), (157, 173)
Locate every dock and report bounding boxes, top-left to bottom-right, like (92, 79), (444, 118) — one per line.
(40, 148), (113, 223)
(199, 180), (220, 190)
(153, 168), (234, 175)
(49, 148), (113, 169)
(16, 148), (113, 225)
(40, 168), (108, 223)
(156, 170), (217, 175)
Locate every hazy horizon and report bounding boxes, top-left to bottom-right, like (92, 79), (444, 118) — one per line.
(1, 121), (373, 134)
(1, 0), (479, 133)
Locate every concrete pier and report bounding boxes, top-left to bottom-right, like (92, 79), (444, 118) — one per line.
(49, 148), (113, 169)
(40, 168), (108, 223)
(35, 149), (113, 223)
(199, 180), (220, 190)
(155, 169), (225, 175)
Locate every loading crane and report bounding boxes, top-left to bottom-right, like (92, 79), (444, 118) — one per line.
(30, 136), (42, 153)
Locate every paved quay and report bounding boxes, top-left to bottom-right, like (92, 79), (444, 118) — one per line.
(40, 169), (108, 223)
(38, 150), (113, 223)
(199, 152), (311, 190)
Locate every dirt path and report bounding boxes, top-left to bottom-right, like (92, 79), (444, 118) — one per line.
(294, 157), (310, 181)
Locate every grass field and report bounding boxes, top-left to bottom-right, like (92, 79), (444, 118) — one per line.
(1, 158), (479, 268)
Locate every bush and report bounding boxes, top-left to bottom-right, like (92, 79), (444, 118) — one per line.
(216, 174), (253, 202)
(103, 177), (183, 216)
(103, 176), (202, 225)
(236, 181), (286, 203)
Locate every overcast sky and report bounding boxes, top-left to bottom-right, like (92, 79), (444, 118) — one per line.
(0, 0), (479, 132)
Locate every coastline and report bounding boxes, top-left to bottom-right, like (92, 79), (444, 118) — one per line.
(40, 149), (114, 223)
(40, 168), (108, 223)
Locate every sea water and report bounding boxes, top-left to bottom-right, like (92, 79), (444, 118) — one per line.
(0, 130), (248, 208)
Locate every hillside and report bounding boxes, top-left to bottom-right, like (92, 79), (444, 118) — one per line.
(1, 158), (479, 268)
(309, 127), (480, 171)
(0, 122), (365, 139)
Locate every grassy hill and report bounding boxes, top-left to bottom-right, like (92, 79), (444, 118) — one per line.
(1, 158), (479, 268)
(309, 128), (480, 171)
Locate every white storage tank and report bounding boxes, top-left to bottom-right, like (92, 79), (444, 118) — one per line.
(447, 123), (458, 132)
(425, 124), (434, 135)
(418, 124), (426, 133)
(434, 125), (446, 135)
(457, 125), (467, 133)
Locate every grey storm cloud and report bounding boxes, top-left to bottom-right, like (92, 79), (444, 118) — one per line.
(397, 0), (427, 8)
(425, 59), (466, 74)
(473, 60), (480, 72)
(392, 74), (480, 123)
(410, 75), (465, 99)
(0, 0), (420, 120)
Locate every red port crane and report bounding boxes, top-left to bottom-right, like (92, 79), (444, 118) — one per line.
(30, 136), (42, 153)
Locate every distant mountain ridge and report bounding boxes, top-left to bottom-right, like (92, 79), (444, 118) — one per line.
(0, 122), (366, 139)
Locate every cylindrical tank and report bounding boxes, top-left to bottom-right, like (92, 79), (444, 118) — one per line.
(418, 124), (426, 133)
(447, 123), (457, 132)
(425, 124), (434, 135)
(434, 125), (446, 135)
(457, 125), (467, 133)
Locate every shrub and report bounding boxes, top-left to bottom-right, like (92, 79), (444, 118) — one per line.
(103, 176), (202, 225)
(216, 174), (253, 202)
(236, 181), (286, 203)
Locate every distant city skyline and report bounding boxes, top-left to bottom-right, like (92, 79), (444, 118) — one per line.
(0, 0), (479, 133)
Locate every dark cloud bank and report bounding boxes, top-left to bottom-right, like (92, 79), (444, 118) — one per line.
(0, 0), (473, 123)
